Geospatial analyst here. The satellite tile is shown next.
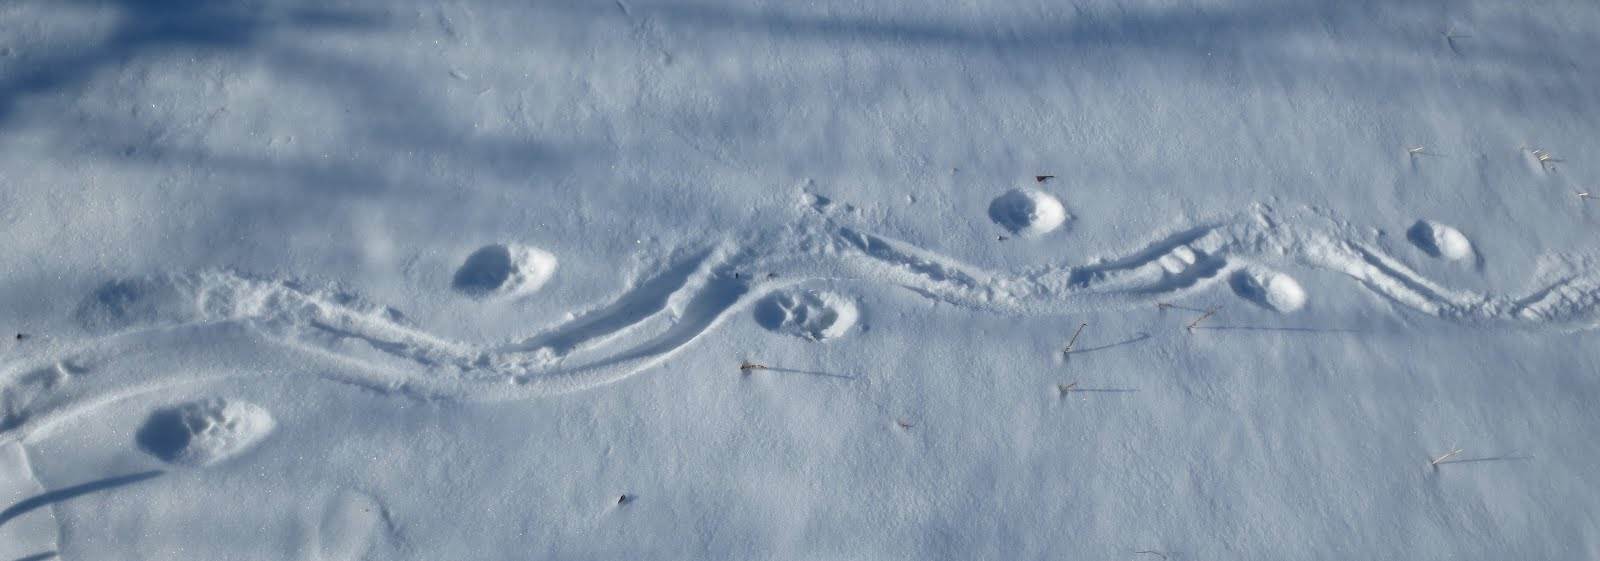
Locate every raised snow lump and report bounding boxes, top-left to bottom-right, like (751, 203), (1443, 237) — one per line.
(452, 243), (559, 299)
(1229, 267), (1307, 313)
(136, 399), (275, 467)
(988, 188), (1068, 237)
(1406, 220), (1473, 261)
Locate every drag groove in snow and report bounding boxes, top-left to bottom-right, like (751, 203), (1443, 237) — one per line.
(9, 203), (1600, 423)
(573, 271), (752, 371)
(135, 399), (275, 467)
(754, 290), (860, 341)
(835, 227), (997, 304)
(495, 248), (717, 358)
(1066, 225), (1232, 294)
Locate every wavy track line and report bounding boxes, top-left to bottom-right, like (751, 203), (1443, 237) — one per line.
(6, 203), (1600, 443)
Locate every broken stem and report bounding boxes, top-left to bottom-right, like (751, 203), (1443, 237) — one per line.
(1186, 307), (1220, 332)
(1064, 322), (1088, 353)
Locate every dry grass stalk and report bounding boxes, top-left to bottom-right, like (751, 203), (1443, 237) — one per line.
(1186, 306), (1220, 331)
(1057, 381), (1078, 397)
(1064, 322), (1088, 354)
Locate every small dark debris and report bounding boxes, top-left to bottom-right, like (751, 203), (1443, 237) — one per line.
(997, 235), (1008, 241)
(766, 272), (778, 279)
(1035, 175), (1055, 183)
(617, 494), (632, 505)
(15, 333), (26, 340)
(896, 418), (914, 429)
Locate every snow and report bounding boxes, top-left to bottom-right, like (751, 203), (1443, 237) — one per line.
(451, 243), (559, 300)
(1408, 219), (1476, 262)
(3, 0), (1600, 559)
(988, 188), (1069, 237)
(753, 289), (859, 341)
(1229, 267), (1307, 313)
(134, 398), (275, 467)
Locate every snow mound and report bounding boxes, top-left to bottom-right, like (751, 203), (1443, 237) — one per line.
(1407, 220), (1474, 261)
(452, 244), (558, 299)
(988, 188), (1068, 237)
(135, 399), (276, 467)
(753, 290), (859, 341)
(1229, 267), (1307, 313)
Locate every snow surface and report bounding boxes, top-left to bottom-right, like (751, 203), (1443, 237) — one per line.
(3, 0), (1600, 559)
(988, 188), (1069, 237)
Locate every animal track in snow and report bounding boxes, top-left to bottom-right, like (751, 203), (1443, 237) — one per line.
(988, 188), (1067, 237)
(452, 244), (558, 299)
(1407, 220), (1474, 261)
(1229, 268), (1307, 313)
(754, 290), (859, 341)
(7, 201), (1600, 432)
(1, 362), (78, 432)
(496, 248), (715, 358)
(135, 399), (275, 467)
(312, 489), (388, 561)
(0, 442), (57, 557)
(74, 277), (199, 334)
(1066, 225), (1232, 295)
